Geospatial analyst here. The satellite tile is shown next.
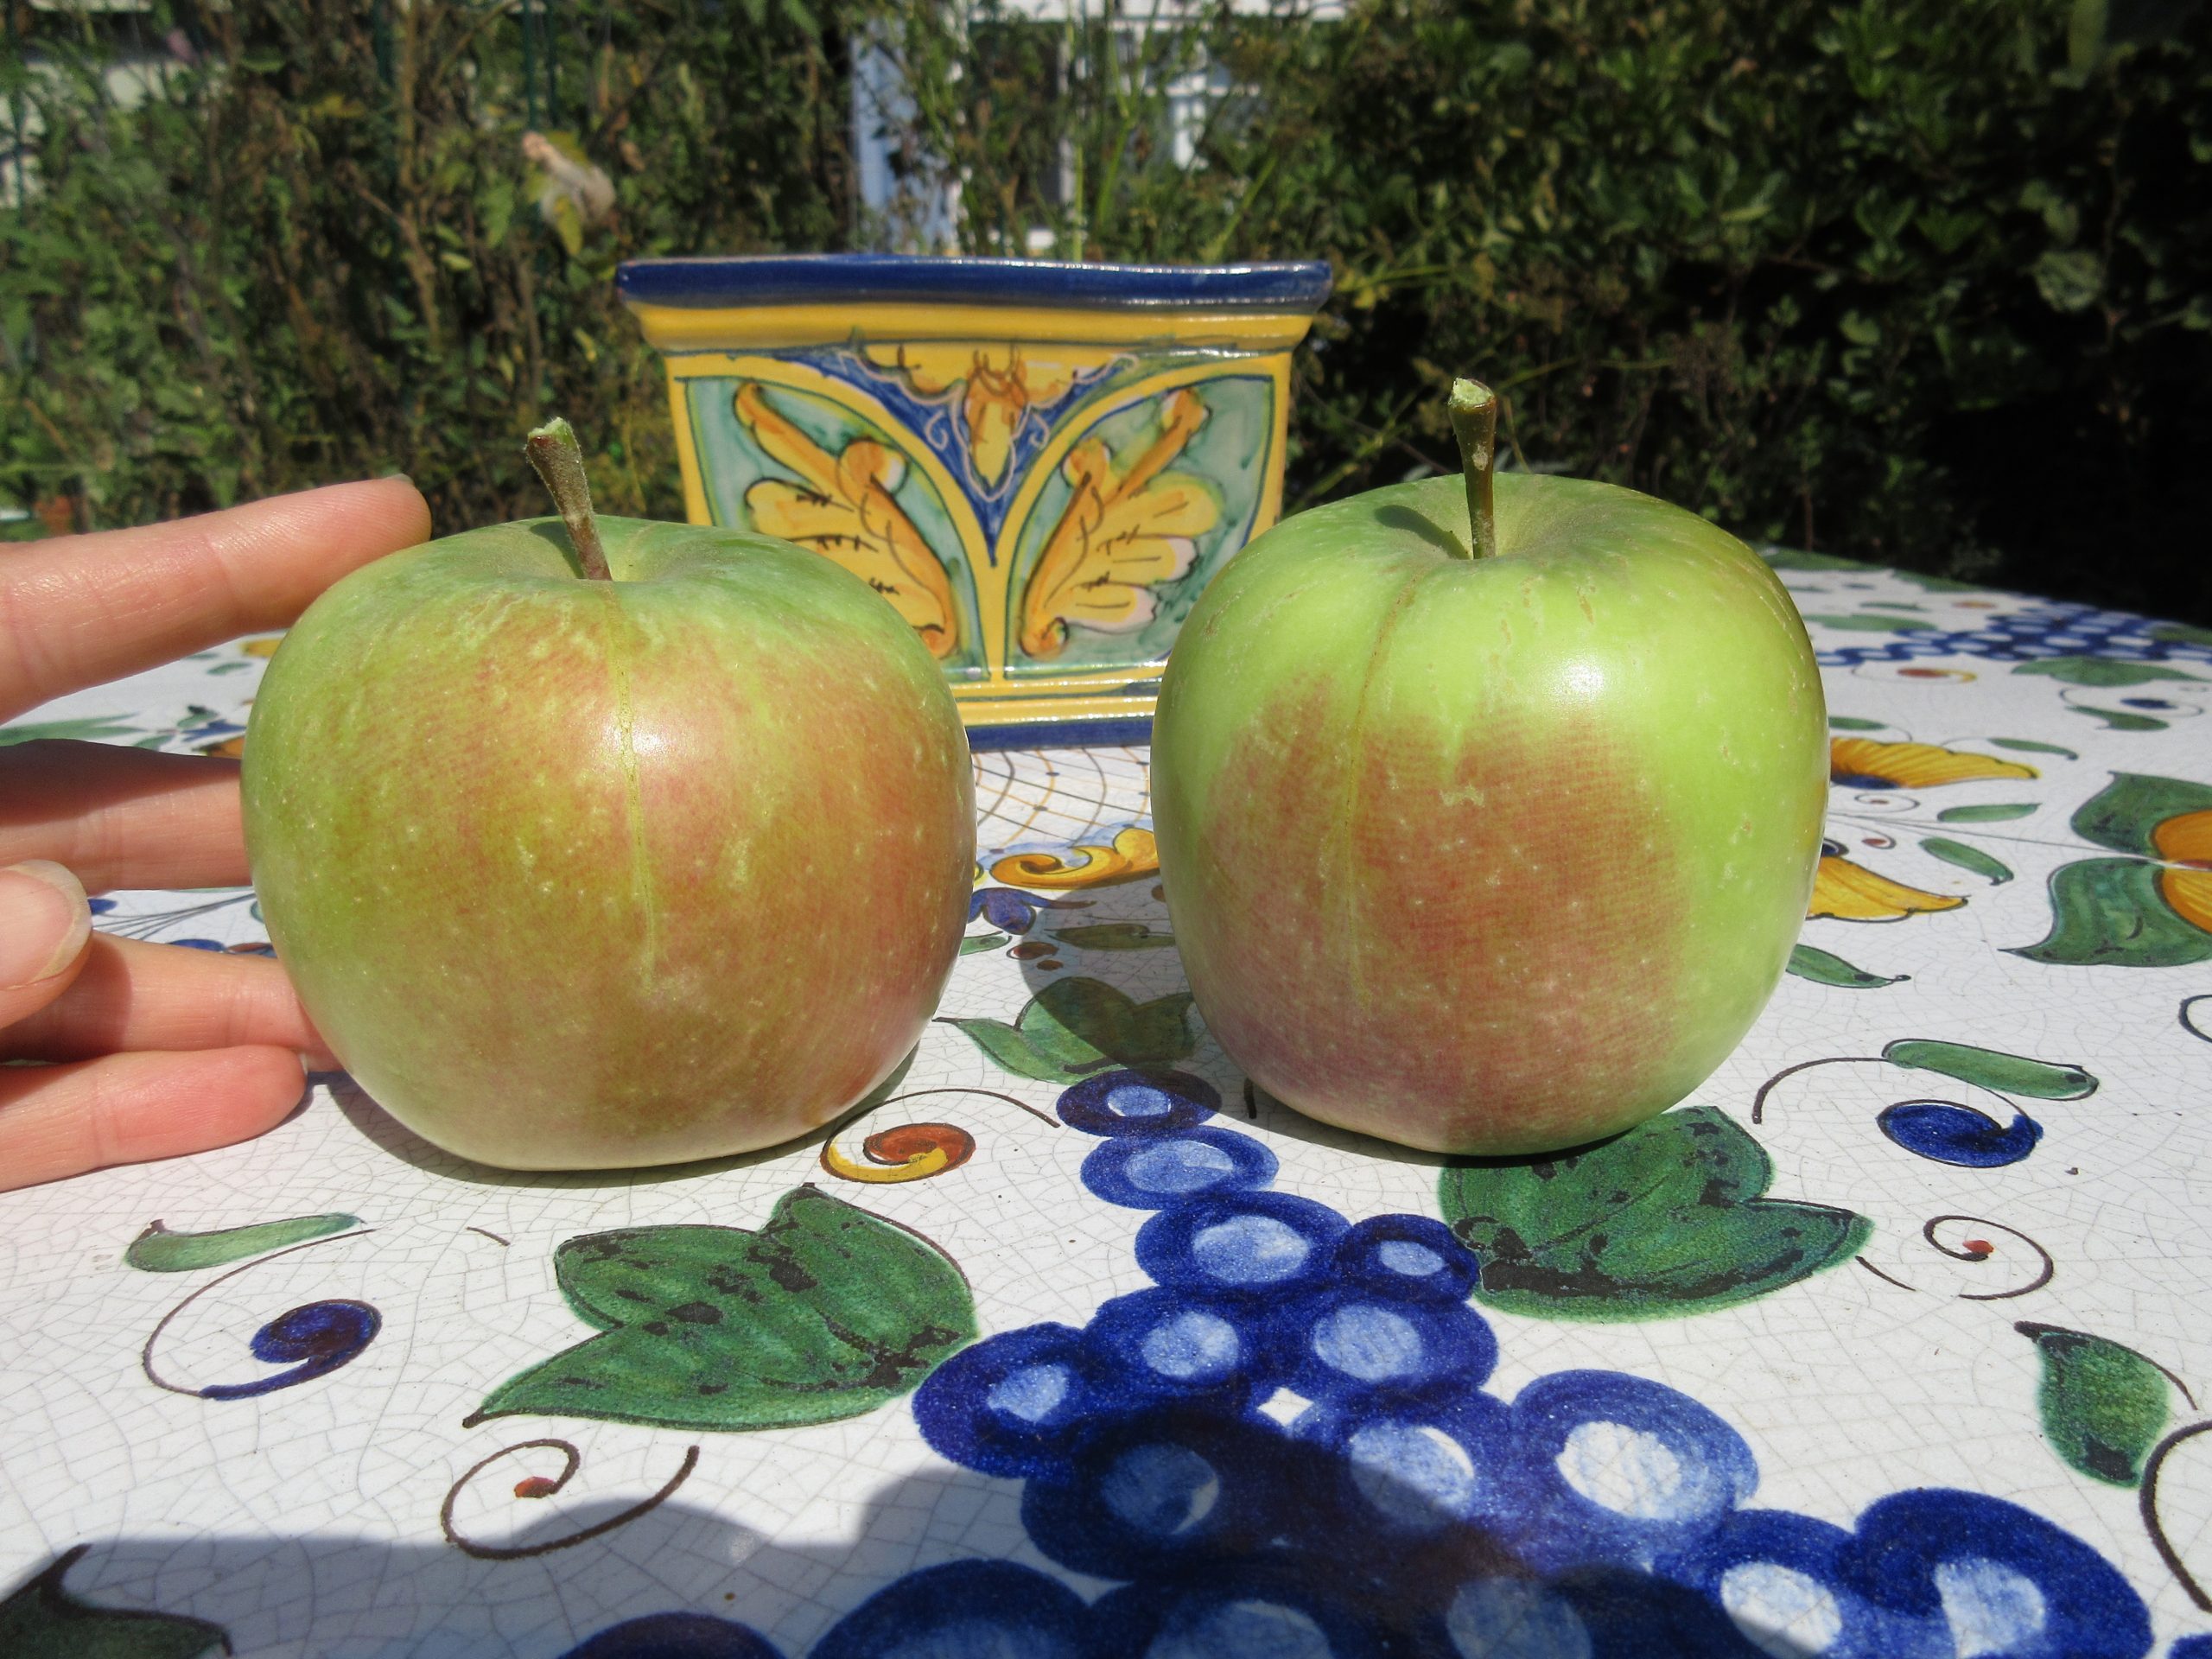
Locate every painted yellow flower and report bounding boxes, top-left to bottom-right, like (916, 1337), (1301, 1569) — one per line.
(991, 826), (1159, 890)
(1829, 738), (2037, 789)
(1808, 840), (1967, 922)
(734, 384), (958, 659)
(240, 637), (283, 658)
(2153, 807), (2212, 933)
(866, 343), (1081, 488)
(1018, 390), (1216, 661)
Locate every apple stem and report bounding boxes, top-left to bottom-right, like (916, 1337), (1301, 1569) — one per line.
(524, 416), (613, 582)
(1447, 378), (1499, 561)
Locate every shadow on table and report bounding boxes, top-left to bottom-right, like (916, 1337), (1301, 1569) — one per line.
(15, 1422), (1815, 1659)
(325, 1074), (842, 1193)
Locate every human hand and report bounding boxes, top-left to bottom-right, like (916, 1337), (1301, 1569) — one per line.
(1, 480), (431, 1191)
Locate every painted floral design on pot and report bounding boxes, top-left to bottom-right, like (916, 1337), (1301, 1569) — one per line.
(620, 253), (1330, 747)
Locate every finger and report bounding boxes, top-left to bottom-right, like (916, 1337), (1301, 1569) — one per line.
(0, 476), (431, 721)
(0, 860), (92, 1028)
(0, 1046), (307, 1192)
(0, 742), (248, 892)
(0, 934), (334, 1067)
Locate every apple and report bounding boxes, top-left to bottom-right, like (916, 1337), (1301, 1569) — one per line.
(1152, 380), (1826, 1155)
(243, 421), (975, 1169)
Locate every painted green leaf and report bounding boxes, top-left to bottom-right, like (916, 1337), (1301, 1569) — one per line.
(1888, 569), (1982, 593)
(1919, 837), (2013, 884)
(959, 931), (1009, 956)
(1437, 1105), (1871, 1321)
(0, 717), (146, 747)
(2012, 857), (2212, 968)
(1049, 923), (1177, 950)
(1786, 943), (1907, 988)
(471, 1186), (975, 1433)
(1989, 738), (2077, 758)
(2149, 622), (2212, 646)
(126, 1212), (360, 1272)
(1800, 613), (1938, 632)
(2072, 772), (2212, 856)
(0, 1546), (226, 1659)
(1865, 602), (1927, 613)
(1882, 1038), (2097, 1099)
(2017, 1323), (2176, 1486)
(1827, 716), (1885, 731)
(1761, 548), (1872, 572)
(2014, 657), (2206, 688)
(2070, 704), (2167, 731)
(944, 976), (1197, 1084)
(1936, 803), (2037, 823)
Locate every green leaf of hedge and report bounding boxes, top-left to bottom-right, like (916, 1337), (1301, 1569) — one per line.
(2033, 248), (2104, 312)
(1438, 1106), (1870, 1321)
(471, 1187), (974, 1432)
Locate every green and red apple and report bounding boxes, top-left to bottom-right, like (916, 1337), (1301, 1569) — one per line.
(243, 422), (975, 1169)
(1153, 382), (1826, 1155)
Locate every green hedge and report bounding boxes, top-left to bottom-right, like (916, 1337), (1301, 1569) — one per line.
(5, 0), (2209, 623)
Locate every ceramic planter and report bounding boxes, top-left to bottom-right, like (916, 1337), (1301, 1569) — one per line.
(618, 253), (1332, 747)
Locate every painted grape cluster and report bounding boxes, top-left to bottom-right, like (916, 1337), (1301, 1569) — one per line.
(893, 1071), (2156, 1659)
(560, 1070), (2161, 1656)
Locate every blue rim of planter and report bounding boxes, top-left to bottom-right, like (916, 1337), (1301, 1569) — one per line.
(617, 254), (1334, 314)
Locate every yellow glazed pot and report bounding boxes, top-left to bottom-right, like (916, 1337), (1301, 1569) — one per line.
(618, 254), (1332, 747)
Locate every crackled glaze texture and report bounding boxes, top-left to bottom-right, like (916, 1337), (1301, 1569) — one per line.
(0, 545), (2208, 1658)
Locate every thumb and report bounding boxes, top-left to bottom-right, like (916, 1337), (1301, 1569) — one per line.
(0, 861), (92, 1028)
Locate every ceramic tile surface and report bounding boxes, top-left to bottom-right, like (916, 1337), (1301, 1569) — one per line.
(3, 551), (2210, 1659)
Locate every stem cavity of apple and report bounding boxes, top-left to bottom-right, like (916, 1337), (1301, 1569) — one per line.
(524, 416), (613, 582)
(1447, 378), (1500, 562)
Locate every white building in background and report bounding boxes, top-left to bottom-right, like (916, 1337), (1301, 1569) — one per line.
(3, 0), (188, 209)
(849, 0), (1343, 256)
(6, 0), (1340, 242)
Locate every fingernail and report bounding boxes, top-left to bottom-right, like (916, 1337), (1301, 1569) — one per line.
(0, 861), (92, 988)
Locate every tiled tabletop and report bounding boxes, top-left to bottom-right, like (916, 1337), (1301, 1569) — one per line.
(2, 550), (2209, 1659)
